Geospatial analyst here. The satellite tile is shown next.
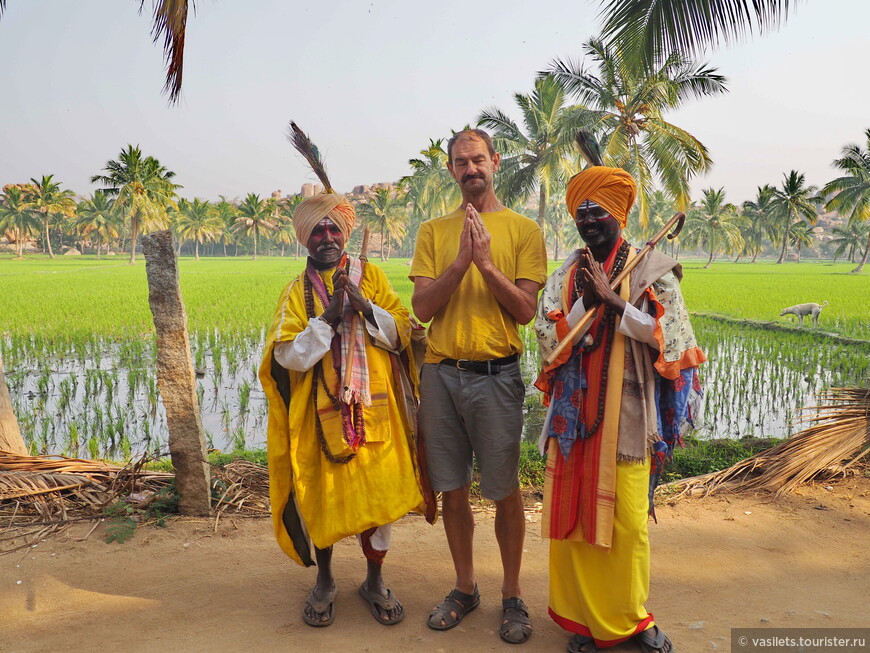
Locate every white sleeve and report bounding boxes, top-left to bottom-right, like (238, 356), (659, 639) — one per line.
(365, 304), (399, 351)
(565, 297), (592, 340)
(618, 301), (658, 348)
(273, 317), (334, 371)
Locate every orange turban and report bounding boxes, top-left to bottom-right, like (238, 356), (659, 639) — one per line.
(565, 167), (637, 228)
(293, 194), (356, 244)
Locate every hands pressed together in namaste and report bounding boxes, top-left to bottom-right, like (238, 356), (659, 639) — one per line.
(578, 249), (626, 315)
(321, 267), (374, 326)
(457, 203), (494, 272)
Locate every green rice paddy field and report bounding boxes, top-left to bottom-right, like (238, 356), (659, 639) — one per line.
(1, 256), (868, 457)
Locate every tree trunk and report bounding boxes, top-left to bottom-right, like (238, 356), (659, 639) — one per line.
(537, 184), (546, 228)
(776, 230), (788, 264)
(704, 249), (714, 268)
(141, 230), (211, 516)
(851, 231), (870, 273)
(44, 217), (55, 259)
(195, 241), (200, 261)
(129, 214), (139, 265)
(0, 353), (28, 455)
(252, 228), (258, 260)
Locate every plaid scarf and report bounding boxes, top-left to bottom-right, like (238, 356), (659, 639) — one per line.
(305, 255), (370, 451)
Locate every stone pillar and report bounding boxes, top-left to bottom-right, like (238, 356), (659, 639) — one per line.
(142, 230), (211, 515)
(0, 353), (27, 455)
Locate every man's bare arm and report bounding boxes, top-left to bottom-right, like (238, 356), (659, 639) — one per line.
(412, 267), (466, 323)
(478, 270), (540, 325)
(411, 215), (473, 322)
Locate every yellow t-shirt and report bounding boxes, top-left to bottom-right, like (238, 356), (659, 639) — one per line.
(410, 207), (547, 363)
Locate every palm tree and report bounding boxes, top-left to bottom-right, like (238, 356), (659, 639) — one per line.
(231, 193), (276, 260)
(357, 187), (408, 261)
(275, 194), (304, 257)
(599, 0), (796, 65)
(75, 191), (121, 257)
(546, 37), (727, 226)
(682, 187), (745, 268)
(0, 1), (192, 104)
(740, 185), (777, 262)
(822, 129), (870, 272)
(788, 220), (816, 263)
(542, 191), (573, 260)
(21, 175), (76, 258)
(400, 139), (460, 246)
(0, 186), (41, 258)
(477, 76), (587, 228)
(92, 145), (181, 264)
(212, 197), (237, 256)
(770, 170), (820, 264)
(828, 221), (870, 264)
(174, 198), (223, 260)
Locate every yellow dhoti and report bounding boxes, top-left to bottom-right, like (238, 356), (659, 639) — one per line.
(547, 458), (654, 646)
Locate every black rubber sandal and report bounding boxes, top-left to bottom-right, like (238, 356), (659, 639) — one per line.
(634, 626), (675, 653)
(567, 633), (597, 653)
(427, 585), (480, 631)
(500, 597), (532, 644)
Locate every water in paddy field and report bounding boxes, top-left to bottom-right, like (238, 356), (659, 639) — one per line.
(518, 317), (870, 443)
(3, 318), (869, 458)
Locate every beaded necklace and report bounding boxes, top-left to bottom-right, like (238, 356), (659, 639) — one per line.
(303, 272), (356, 464)
(573, 240), (630, 436)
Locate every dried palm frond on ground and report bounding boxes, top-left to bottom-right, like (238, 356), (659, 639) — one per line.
(663, 386), (870, 499)
(0, 451), (272, 553)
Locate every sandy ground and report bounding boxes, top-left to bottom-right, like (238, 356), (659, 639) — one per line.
(1, 474), (868, 653)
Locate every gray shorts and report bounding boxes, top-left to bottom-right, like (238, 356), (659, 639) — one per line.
(418, 361), (525, 501)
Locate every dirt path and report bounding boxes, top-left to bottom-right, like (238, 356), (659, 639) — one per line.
(2, 475), (868, 653)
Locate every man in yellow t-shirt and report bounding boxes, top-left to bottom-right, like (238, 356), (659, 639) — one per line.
(410, 128), (547, 645)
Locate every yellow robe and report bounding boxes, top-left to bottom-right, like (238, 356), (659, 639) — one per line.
(259, 262), (425, 565)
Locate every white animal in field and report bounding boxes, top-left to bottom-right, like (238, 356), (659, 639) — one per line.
(779, 301), (828, 327)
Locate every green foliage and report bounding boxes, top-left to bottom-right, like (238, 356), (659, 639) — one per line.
(102, 482), (180, 542)
(103, 501), (137, 543)
(663, 436), (782, 482)
(518, 440), (545, 487)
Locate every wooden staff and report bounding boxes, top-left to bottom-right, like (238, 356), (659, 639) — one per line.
(343, 226), (371, 392)
(543, 212), (686, 367)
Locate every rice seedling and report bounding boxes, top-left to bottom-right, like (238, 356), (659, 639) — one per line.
(2, 256), (866, 457)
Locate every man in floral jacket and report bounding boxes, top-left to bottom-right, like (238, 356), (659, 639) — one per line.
(534, 165), (705, 653)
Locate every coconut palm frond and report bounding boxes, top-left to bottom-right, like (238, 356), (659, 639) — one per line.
(0, 451), (272, 552)
(664, 386), (870, 499)
(287, 121), (333, 193)
(575, 130), (604, 168)
(142, 0), (193, 104)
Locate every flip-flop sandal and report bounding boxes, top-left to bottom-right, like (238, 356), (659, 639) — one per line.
(634, 626), (675, 653)
(427, 585), (480, 631)
(302, 585), (336, 627)
(567, 633), (597, 653)
(499, 597), (532, 644)
(358, 583), (405, 626)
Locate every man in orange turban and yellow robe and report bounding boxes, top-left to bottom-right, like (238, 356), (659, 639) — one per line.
(534, 167), (706, 653)
(259, 192), (426, 629)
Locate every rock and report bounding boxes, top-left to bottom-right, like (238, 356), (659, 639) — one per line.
(63, 248), (81, 256)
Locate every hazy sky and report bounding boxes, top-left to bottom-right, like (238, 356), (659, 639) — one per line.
(1, 1), (867, 204)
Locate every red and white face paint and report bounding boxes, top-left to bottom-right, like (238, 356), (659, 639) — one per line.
(306, 217), (345, 266)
